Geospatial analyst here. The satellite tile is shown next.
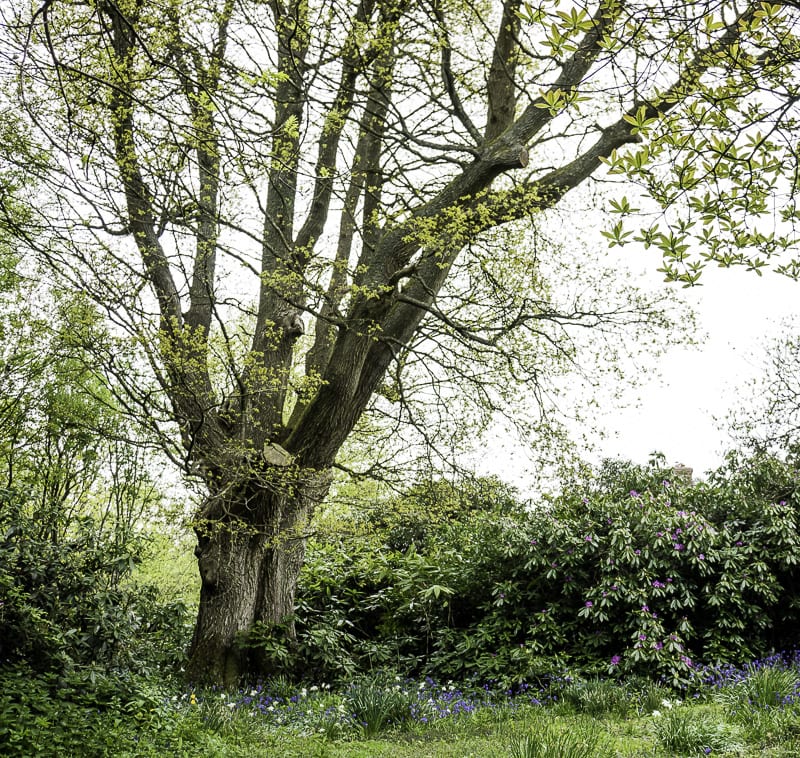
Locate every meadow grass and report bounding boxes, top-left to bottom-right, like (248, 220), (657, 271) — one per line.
(5, 655), (800, 756)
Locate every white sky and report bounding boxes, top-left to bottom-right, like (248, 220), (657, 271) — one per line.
(472, 256), (800, 492)
(587, 264), (800, 478)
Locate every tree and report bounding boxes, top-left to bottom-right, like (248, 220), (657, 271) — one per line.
(4, 0), (800, 684)
(727, 321), (800, 455)
(0, 265), (183, 672)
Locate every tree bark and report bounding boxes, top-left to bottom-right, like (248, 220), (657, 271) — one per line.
(186, 467), (331, 685)
(188, 517), (264, 685)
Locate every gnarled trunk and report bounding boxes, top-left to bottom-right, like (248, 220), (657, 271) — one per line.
(186, 470), (330, 685)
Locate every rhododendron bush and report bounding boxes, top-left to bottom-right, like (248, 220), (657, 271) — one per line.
(250, 455), (800, 687)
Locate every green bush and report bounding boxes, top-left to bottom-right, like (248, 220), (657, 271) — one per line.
(0, 488), (190, 675)
(286, 456), (800, 686)
(0, 663), (181, 757)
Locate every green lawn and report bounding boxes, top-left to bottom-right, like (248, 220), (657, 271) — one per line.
(124, 701), (800, 757)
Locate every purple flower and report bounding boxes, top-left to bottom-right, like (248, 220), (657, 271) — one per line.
(584, 535), (593, 542)
(634, 549), (641, 556)
(735, 541), (743, 547)
(698, 554), (705, 561)
(630, 490), (640, 498)
(673, 543), (684, 551)
(652, 580), (665, 588)
(641, 605), (649, 612)
(610, 655), (621, 666)
(654, 641), (663, 650)
(638, 633), (647, 641)
(585, 600), (593, 607)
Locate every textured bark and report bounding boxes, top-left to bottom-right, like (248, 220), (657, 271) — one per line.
(188, 519), (265, 685)
(186, 470), (330, 684)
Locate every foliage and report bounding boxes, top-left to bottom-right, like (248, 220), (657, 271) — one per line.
(0, 488), (190, 674)
(273, 456), (800, 686)
(651, 705), (741, 755)
(728, 329), (800, 481)
(0, 663), (182, 757)
(509, 716), (614, 758)
(135, 531), (200, 609)
(345, 673), (416, 737)
(559, 678), (632, 718)
(0, 284), (190, 675)
(710, 654), (800, 744)
(729, 664), (800, 710)
(358, 475), (526, 552)
(635, 679), (676, 715)
(5, 654), (800, 756)
(7, 0), (797, 683)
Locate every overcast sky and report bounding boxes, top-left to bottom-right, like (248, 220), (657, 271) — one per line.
(591, 264), (800, 478)
(473, 256), (800, 492)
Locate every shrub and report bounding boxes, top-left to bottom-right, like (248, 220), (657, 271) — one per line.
(290, 456), (800, 686)
(0, 488), (189, 675)
(0, 663), (179, 757)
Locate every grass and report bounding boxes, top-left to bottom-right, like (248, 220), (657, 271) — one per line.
(4, 655), (800, 756)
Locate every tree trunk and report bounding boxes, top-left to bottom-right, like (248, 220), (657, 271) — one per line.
(185, 469), (331, 685)
(187, 519), (264, 685)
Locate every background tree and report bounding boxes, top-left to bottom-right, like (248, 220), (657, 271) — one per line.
(0, 270), (186, 675)
(727, 321), (800, 458)
(4, 0), (800, 684)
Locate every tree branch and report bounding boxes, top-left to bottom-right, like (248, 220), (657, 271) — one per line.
(484, 0), (522, 142)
